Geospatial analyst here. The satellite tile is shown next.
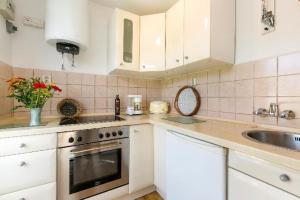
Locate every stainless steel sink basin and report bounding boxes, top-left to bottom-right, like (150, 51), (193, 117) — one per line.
(242, 130), (300, 152)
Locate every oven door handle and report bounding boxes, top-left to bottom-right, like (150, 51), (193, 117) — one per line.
(71, 142), (122, 155)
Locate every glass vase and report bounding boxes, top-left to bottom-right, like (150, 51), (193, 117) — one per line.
(30, 108), (42, 126)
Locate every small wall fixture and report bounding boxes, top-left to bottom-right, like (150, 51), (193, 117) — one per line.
(56, 43), (80, 70)
(261, 0), (276, 34)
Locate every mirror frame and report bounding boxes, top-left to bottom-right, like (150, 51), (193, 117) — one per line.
(174, 86), (201, 116)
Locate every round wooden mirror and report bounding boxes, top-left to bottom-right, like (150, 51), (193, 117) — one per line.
(174, 86), (201, 116)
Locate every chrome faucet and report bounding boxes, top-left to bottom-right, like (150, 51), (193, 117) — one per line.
(254, 103), (296, 120)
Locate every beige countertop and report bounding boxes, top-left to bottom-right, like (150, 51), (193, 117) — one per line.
(0, 113), (300, 171)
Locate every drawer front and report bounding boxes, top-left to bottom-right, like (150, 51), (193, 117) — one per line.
(0, 150), (56, 195)
(229, 150), (300, 197)
(0, 133), (57, 157)
(0, 182), (56, 200)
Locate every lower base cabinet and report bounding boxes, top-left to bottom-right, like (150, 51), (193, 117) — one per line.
(0, 183), (56, 200)
(228, 168), (299, 200)
(129, 124), (154, 193)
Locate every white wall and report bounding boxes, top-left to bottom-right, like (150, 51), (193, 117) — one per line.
(11, 0), (113, 75)
(236, 0), (300, 64)
(0, 15), (12, 65)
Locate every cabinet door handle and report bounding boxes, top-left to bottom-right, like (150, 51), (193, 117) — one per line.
(19, 198), (26, 200)
(185, 56), (189, 60)
(120, 63), (124, 66)
(176, 59), (180, 63)
(142, 65), (146, 69)
(20, 161), (27, 167)
(19, 143), (26, 148)
(279, 174), (290, 182)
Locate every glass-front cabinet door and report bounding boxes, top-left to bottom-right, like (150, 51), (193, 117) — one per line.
(117, 9), (140, 71)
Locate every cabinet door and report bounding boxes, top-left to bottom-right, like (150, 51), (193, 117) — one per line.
(184, 0), (211, 64)
(140, 13), (166, 72)
(116, 9), (140, 71)
(129, 125), (154, 193)
(153, 126), (167, 199)
(0, 183), (56, 200)
(228, 168), (300, 200)
(166, 0), (184, 70)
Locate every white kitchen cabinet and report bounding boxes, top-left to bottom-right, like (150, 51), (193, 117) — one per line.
(166, 130), (226, 200)
(166, 0), (184, 70)
(0, 149), (56, 196)
(153, 125), (167, 199)
(0, 183), (56, 200)
(129, 124), (154, 193)
(108, 8), (140, 73)
(166, 0), (235, 70)
(140, 13), (166, 72)
(228, 168), (300, 200)
(184, 0), (211, 64)
(0, 133), (57, 157)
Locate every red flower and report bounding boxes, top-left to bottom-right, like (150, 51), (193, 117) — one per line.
(33, 82), (47, 89)
(51, 85), (62, 92)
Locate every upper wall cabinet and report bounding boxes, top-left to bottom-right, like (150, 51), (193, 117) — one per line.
(108, 9), (140, 73)
(140, 13), (166, 72)
(166, 0), (235, 70)
(166, 0), (184, 70)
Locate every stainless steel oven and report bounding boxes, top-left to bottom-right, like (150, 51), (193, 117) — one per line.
(57, 126), (129, 200)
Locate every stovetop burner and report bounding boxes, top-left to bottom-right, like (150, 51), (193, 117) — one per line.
(59, 115), (125, 125)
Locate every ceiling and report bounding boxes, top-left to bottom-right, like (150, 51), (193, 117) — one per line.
(93, 0), (178, 15)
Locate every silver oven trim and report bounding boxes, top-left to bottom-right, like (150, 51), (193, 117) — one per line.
(57, 138), (129, 200)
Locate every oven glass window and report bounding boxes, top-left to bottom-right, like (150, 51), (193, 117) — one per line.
(69, 149), (122, 194)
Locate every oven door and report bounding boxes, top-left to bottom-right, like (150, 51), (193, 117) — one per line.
(58, 138), (129, 200)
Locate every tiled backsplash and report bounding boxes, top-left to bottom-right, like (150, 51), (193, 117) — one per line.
(1, 50), (300, 129)
(162, 51), (300, 129)
(1, 67), (162, 117)
(0, 64), (13, 118)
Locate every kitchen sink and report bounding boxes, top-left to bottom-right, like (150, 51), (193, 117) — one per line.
(242, 130), (300, 152)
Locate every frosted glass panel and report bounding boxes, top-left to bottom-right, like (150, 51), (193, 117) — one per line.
(123, 19), (133, 63)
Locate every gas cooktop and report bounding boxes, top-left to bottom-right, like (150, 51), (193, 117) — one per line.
(59, 115), (125, 125)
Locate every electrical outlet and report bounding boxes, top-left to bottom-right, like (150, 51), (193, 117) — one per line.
(42, 75), (52, 84)
(192, 77), (197, 86)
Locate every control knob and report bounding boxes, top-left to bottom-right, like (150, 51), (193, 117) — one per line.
(112, 132), (117, 137)
(118, 130), (123, 136)
(106, 132), (111, 138)
(68, 137), (75, 143)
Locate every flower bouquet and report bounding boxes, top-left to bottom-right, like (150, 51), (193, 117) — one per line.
(7, 77), (62, 126)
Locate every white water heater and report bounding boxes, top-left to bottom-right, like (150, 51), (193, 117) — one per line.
(45, 0), (89, 49)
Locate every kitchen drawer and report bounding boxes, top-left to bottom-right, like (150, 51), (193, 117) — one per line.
(0, 133), (57, 157)
(229, 150), (300, 197)
(0, 182), (56, 200)
(0, 149), (56, 195)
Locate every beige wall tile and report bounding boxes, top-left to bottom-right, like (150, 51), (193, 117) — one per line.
(208, 111), (220, 117)
(95, 98), (107, 109)
(220, 112), (236, 120)
(278, 97), (300, 118)
(107, 76), (118, 86)
(207, 70), (220, 83)
(79, 98), (95, 110)
(235, 80), (254, 97)
(173, 75), (187, 87)
(118, 77), (129, 87)
(278, 118), (300, 129)
(195, 84), (207, 97)
(220, 98), (235, 113)
(82, 85), (95, 98)
(220, 82), (235, 97)
(254, 116), (277, 126)
(278, 52), (300, 75)
(207, 83), (219, 97)
(236, 114), (253, 123)
(107, 86), (118, 98)
(52, 71), (67, 85)
(200, 98), (208, 110)
(34, 69), (51, 79)
(129, 79), (138, 88)
(118, 87), (129, 98)
(235, 62), (254, 80)
(95, 86), (107, 97)
(254, 77), (277, 97)
(188, 73), (198, 86)
(198, 71), (208, 84)
(278, 74), (300, 96)
(236, 97), (253, 114)
(0, 65), (13, 79)
(254, 57), (277, 78)
(254, 97), (277, 110)
(220, 67), (235, 82)
(137, 79), (147, 88)
(54, 84), (67, 98)
(67, 85), (82, 98)
(51, 98), (64, 111)
(82, 74), (95, 85)
(207, 98), (219, 112)
(107, 98), (114, 109)
(13, 67), (33, 79)
(197, 109), (207, 116)
(67, 73), (82, 85)
(129, 87), (138, 95)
